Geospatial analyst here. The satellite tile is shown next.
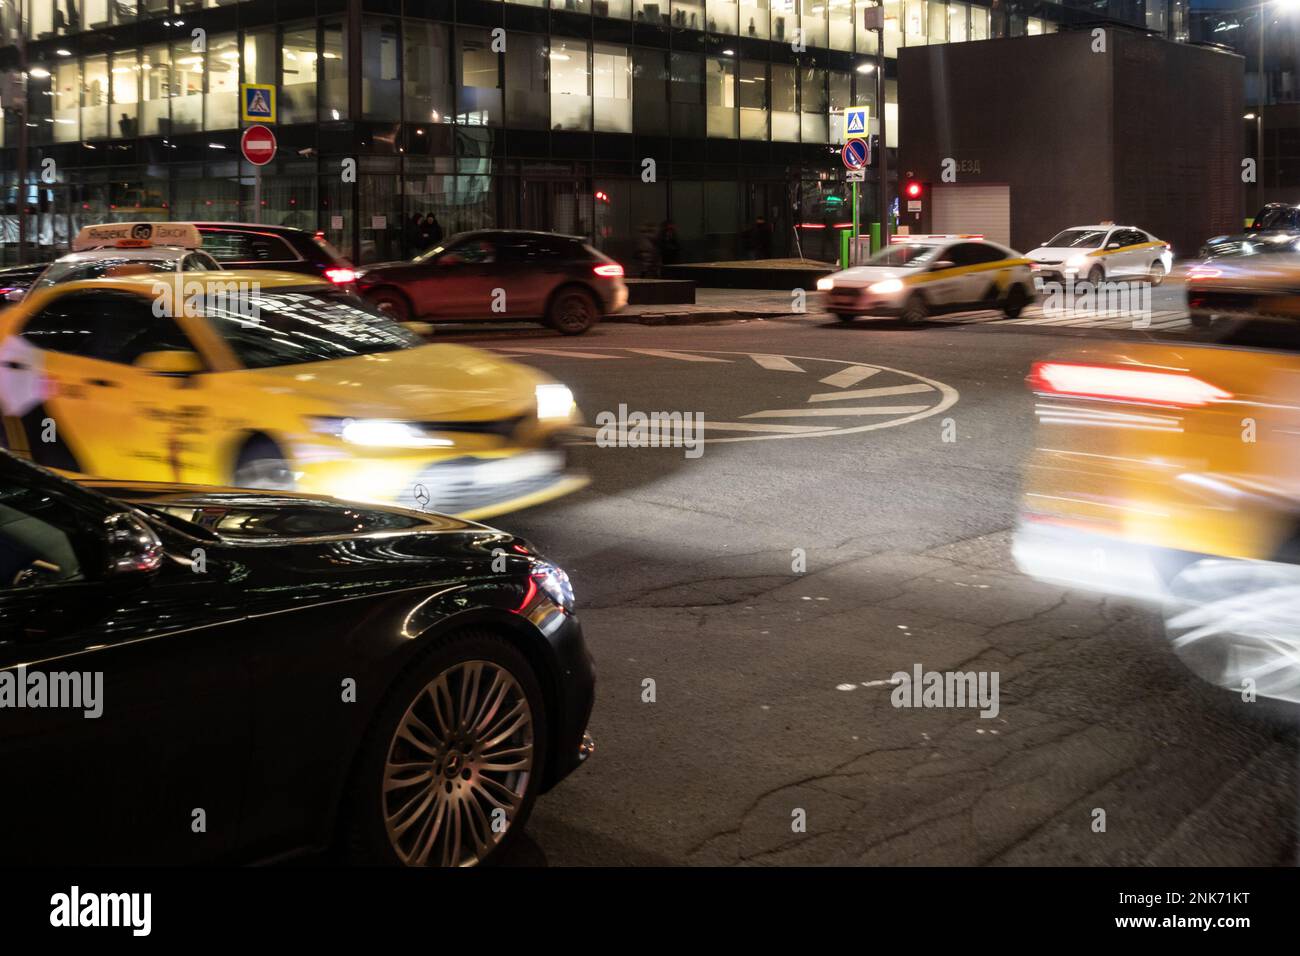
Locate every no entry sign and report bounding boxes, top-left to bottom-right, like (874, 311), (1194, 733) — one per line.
(241, 125), (277, 166)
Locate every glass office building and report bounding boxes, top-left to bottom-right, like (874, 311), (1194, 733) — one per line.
(0, 0), (1182, 264)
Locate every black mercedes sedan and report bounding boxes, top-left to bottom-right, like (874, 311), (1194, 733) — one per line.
(0, 451), (594, 866)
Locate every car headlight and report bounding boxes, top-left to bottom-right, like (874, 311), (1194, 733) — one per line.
(816, 276), (835, 291)
(535, 383), (575, 421)
(1066, 254), (1089, 269)
(309, 417), (451, 448)
(531, 561), (575, 610)
(868, 278), (903, 295)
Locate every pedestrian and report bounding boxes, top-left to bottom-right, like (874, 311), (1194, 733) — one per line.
(417, 215), (437, 252)
(657, 220), (680, 267)
(426, 213), (444, 247)
(405, 213), (423, 256)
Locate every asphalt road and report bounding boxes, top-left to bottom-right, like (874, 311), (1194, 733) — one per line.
(443, 310), (1299, 866)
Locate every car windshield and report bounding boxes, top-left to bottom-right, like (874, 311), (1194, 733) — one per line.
(205, 288), (424, 369)
(34, 257), (177, 289)
(1043, 229), (1108, 248)
(1250, 206), (1299, 231)
(865, 244), (941, 268)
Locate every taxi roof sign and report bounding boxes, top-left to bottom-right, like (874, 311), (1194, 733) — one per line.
(72, 222), (203, 251)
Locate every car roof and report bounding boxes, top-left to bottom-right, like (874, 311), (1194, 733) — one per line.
(189, 222), (315, 236)
(17, 270), (327, 306)
(51, 246), (197, 264)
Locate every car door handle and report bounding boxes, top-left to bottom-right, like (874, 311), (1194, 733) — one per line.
(83, 378), (119, 388)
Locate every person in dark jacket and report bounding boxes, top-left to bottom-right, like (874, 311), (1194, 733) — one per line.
(657, 220), (681, 266)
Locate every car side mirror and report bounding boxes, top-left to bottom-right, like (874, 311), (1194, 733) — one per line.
(931, 260), (956, 271)
(102, 512), (164, 576)
(1106, 242), (1121, 249)
(135, 350), (204, 376)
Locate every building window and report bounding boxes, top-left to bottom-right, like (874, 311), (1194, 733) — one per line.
(111, 49), (140, 140)
(948, 2), (968, 41)
(281, 25), (319, 125)
(320, 20), (349, 121)
(970, 4), (989, 40)
(739, 60), (768, 140)
(594, 43), (633, 133)
(206, 32), (240, 131)
(674, 0), (706, 31)
(883, 0), (902, 56)
(637, 0), (671, 26)
(801, 0), (828, 48)
(171, 41), (204, 134)
(458, 28), (503, 126)
(856, 0), (879, 54)
(709, 0), (739, 33)
(363, 20), (401, 123)
(801, 66), (828, 142)
(828, 68), (851, 139)
(53, 60), (80, 142)
(904, 0), (927, 44)
(633, 48), (670, 134)
(82, 54), (109, 140)
(552, 0), (591, 12)
(506, 33), (549, 130)
(771, 0), (796, 43)
(740, 0), (770, 38)
(1027, 17), (1043, 35)
(771, 63), (798, 141)
(830, 0), (854, 49)
(707, 55), (738, 139)
(140, 43), (170, 137)
(670, 52), (705, 138)
(551, 38), (592, 131)
(405, 22), (453, 124)
(244, 29), (276, 86)
(594, 0), (632, 17)
(929, 0), (947, 43)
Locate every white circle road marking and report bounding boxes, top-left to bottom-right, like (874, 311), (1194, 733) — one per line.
(492, 347), (960, 444)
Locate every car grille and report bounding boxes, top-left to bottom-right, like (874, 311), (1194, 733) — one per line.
(395, 451), (566, 515)
(418, 416), (528, 439)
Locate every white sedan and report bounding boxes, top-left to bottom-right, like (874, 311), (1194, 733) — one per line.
(1024, 224), (1173, 287)
(818, 235), (1035, 323)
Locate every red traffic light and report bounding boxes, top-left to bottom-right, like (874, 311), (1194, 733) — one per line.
(905, 181), (923, 199)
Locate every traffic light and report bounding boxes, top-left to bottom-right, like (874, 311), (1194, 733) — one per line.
(905, 180), (923, 200)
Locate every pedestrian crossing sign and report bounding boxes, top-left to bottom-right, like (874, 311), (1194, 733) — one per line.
(241, 83), (277, 123)
(843, 107), (869, 140)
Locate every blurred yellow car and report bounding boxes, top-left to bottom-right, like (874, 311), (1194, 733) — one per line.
(1012, 329), (1300, 702)
(0, 271), (586, 519)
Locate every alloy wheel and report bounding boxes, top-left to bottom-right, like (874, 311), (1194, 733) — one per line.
(382, 660), (535, 866)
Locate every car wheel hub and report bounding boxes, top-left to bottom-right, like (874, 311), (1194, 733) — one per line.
(382, 660), (534, 866)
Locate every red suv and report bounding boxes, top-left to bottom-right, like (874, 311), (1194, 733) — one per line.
(355, 230), (627, 335)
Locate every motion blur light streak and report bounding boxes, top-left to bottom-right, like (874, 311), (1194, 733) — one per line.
(1028, 362), (1233, 407)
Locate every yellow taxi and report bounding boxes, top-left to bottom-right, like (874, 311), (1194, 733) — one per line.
(1012, 328), (1300, 703)
(0, 270), (587, 519)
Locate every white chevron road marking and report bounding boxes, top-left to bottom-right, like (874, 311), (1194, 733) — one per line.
(807, 383), (934, 403)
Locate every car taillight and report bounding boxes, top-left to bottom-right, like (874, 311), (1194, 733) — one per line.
(1027, 362), (1232, 407)
(1185, 266), (1220, 280)
(593, 263), (624, 278)
(325, 267), (357, 284)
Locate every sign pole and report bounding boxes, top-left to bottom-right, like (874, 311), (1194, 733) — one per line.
(254, 167), (262, 225)
(851, 181), (859, 266)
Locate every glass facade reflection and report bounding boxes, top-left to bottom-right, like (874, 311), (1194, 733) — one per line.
(0, 0), (1178, 264)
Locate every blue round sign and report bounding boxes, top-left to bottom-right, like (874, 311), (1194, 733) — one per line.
(842, 138), (869, 170)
